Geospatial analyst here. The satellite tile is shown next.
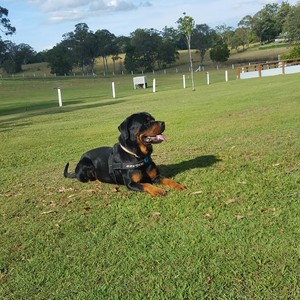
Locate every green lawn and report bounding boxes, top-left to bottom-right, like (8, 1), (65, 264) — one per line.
(0, 72), (299, 299)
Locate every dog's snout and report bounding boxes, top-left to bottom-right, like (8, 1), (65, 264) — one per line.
(158, 121), (165, 129)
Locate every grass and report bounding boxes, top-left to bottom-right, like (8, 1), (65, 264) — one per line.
(0, 71), (299, 299)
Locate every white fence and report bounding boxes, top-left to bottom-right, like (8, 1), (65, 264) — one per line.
(237, 58), (300, 79)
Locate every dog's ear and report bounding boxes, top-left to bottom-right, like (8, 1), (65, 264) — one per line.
(118, 117), (130, 140)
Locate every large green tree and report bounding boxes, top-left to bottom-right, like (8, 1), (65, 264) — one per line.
(210, 43), (230, 64)
(46, 42), (74, 75)
(95, 29), (118, 74)
(1, 42), (35, 73)
(192, 24), (216, 66)
(237, 15), (256, 49)
(252, 3), (281, 43)
(283, 3), (300, 42)
(63, 23), (91, 74)
(124, 28), (177, 72)
(62, 24), (118, 75)
(124, 28), (161, 72)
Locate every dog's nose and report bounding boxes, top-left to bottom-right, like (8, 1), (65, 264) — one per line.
(158, 121), (165, 129)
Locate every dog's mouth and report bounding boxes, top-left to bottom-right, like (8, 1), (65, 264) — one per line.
(143, 134), (167, 144)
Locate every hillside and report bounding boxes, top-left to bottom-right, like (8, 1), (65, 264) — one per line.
(2, 43), (292, 77)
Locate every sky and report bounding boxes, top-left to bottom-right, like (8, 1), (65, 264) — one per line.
(1, 0), (299, 52)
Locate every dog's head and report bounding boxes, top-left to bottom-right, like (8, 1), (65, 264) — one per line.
(75, 158), (97, 182)
(118, 112), (166, 155)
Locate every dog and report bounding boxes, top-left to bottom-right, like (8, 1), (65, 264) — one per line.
(64, 112), (186, 196)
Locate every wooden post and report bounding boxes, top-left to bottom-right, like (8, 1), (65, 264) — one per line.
(258, 65), (262, 78)
(236, 68), (241, 79)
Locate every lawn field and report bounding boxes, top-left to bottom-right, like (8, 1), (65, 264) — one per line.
(0, 71), (299, 299)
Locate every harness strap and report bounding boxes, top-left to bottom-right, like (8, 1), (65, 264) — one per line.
(108, 150), (151, 184)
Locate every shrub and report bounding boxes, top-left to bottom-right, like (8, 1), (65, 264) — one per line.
(281, 44), (300, 59)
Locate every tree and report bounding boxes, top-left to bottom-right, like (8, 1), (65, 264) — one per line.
(95, 29), (118, 74)
(1, 41), (35, 73)
(237, 15), (255, 48)
(210, 43), (230, 65)
(177, 13), (195, 91)
(276, 2), (292, 31)
(215, 24), (235, 46)
(63, 23), (90, 74)
(283, 3), (300, 42)
(252, 3), (281, 44)
(157, 39), (178, 69)
(124, 43), (140, 72)
(1, 6), (16, 71)
(0, 6), (16, 37)
(46, 42), (74, 75)
(192, 24), (215, 67)
(231, 27), (249, 51)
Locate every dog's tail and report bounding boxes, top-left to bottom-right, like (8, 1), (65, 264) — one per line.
(64, 162), (76, 179)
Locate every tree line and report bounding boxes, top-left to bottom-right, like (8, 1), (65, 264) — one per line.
(1, 2), (300, 75)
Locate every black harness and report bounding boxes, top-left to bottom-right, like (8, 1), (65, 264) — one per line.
(108, 147), (152, 184)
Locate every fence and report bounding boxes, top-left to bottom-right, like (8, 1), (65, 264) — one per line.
(236, 58), (300, 79)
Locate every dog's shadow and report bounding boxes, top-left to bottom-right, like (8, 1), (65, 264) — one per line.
(158, 155), (222, 177)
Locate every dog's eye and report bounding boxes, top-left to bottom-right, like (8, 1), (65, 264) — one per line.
(144, 121), (152, 127)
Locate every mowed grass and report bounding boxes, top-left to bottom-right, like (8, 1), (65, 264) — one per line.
(0, 72), (299, 299)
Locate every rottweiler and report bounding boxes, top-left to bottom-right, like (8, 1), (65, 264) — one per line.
(64, 112), (186, 196)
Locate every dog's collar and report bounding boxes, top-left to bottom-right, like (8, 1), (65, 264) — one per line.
(120, 144), (140, 158)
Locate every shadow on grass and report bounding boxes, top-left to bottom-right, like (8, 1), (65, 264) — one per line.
(0, 99), (127, 132)
(159, 155), (222, 177)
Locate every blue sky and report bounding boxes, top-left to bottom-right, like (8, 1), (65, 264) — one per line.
(1, 0), (298, 52)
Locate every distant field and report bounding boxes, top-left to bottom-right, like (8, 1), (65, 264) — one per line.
(0, 71), (299, 298)
(1, 43), (291, 78)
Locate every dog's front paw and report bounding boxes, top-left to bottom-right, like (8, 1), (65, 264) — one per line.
(174, 183), (187, 191)
(142, 183), (167, 196)
(151, 188), (167, 197)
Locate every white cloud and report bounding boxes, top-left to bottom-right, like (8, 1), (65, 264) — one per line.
(90, 0), (138, 11)
(28, 0), (145, 23)
(48, 10), (84, 23)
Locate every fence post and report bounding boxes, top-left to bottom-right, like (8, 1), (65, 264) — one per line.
(258, 65), (262, 77)
(282, 62), (285, 75)
(57, 88), (62, 107)
(112, 82), (116, 98)
(236, 68), (241, 79)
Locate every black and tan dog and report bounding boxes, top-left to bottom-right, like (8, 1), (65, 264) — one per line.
(64, 112), (186, 196)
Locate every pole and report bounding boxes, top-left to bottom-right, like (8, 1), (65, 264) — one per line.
(225, 70), (228, 82)
(112, 82), (116, 98)
(206, 72), (210, 85)
(153, 79), (156, 93)
(183, 75), (186, 89)
(57, 88), (62, 107)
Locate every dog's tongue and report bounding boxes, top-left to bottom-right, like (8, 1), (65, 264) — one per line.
(146, 134), (167, 143)
(156, 134), (167, 142)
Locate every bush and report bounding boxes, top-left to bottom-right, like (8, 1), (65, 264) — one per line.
(281, 44), (300, 59)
